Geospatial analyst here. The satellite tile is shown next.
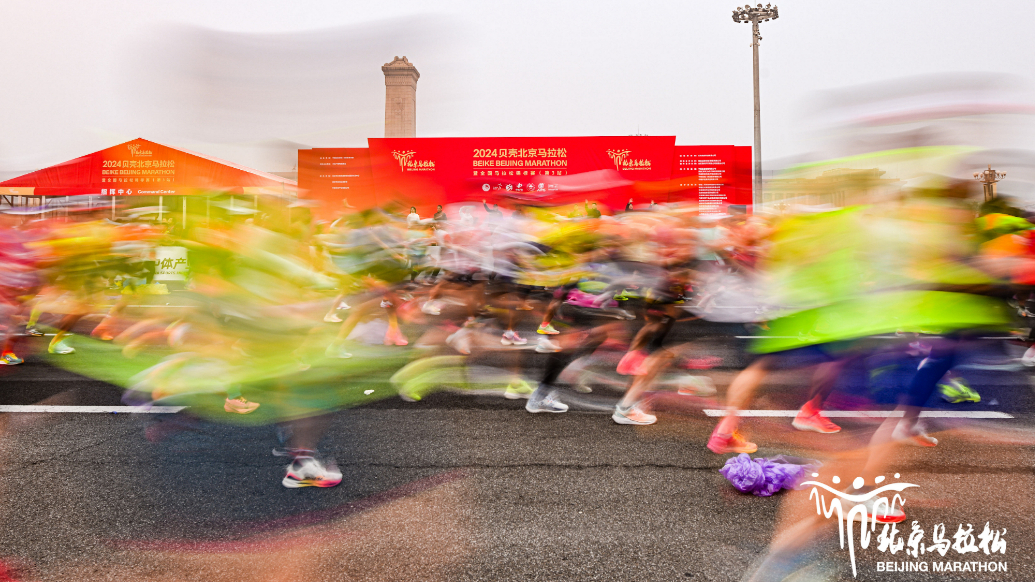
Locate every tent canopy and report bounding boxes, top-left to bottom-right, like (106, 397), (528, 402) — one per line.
(0, 138), (296, 197)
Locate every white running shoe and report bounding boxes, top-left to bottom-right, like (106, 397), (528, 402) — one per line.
(525, 390), (568, 413)
(421, 300), (442, 315)
(446, 328), (472, 355)
(676, 375), (717, 397)
(337, 300), (351, 310)
(501, 331), (527, 346)
(573, 372), (594, 393)
(323, 313), (343, 323)
(48, 339), (74, 355)
(612, 404), (657, 425)
(1022, 345), (1035, 367)
(536, 337), (561, 353)
(325, 343), (353, 359)
(282, 457), (343, 488)
(892, 421), (938, 447)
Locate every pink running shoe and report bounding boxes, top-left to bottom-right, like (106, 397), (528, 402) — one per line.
(679, 356), (721, 370)
(792, 408), (841, 433)
(707, 429), (758, 454)
(384, 329), (409, 346)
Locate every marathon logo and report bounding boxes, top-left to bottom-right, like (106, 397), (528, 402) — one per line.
(392, 150), (435, 172)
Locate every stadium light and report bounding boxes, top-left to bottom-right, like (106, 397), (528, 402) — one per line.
(732, 4), (779, 210)
(974, 164), (1006, 202)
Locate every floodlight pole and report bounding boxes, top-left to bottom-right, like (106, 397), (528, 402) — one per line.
(733, 4), (779, 211)
(752, 20), (761, 211)
(974, 164), (1006, 202)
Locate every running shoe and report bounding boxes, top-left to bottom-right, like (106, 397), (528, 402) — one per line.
(384, 329), (409, 346)
(398, 379), (424, 402)
(24, 327), (43, 337)
(678, 356), (722, 370)
(676, 375), (717, 397)
(504, 380), (535, 400)
(537, 323), (559, 335)
(282, 456), (343, 488)
(380, 299), (393, 308)
(536, 337), (561, 353)
(892, 421), (938, 447)
(501, 330), (527, 346)
(939, 378), (980, 403)
(616, 350), (648, 375)
(1023, 345), (1035, 367)
(421, 300), (442, 315)
(446, 328), (472, 355)
(517, 302), (535, 311)
(573, 375), (593, 393)
(851, 496), (906, 524)
(615, 308), (636, 320)
(0, 353), (23, 365)
(47, 339), (74, 355)
(323, 313), (343, 323)
(337, 300), (351, 310)
(906, 341), (931, 357)
(525, 389), (568, 413)
(791, 408), (841, 433)
(612, 404), (657, 425)
(324, 343), (353, 359)
(707, 430), (758, 454)
(224, 397), (260, 414)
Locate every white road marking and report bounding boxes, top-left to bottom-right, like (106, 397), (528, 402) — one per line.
(734, 335), (1021, 340)
(703, 409), (1013, 418)
(0, 405), (185, 413)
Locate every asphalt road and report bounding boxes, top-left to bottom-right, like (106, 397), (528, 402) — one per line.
(0, 329), (1034, 582)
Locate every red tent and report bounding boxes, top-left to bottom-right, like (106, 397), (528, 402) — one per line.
(0, 138), (295, 198)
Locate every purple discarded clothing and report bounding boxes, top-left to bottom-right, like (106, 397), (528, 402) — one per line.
(719, 454), (818, 497)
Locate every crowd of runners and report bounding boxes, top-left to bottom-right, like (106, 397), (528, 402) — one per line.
(1, 180), (1033, 509)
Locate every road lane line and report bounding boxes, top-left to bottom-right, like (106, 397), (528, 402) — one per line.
(703, 409), (1013, 418)
(0, 405), (185, 413)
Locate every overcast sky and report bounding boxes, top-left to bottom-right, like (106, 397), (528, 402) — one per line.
(2, 0), (1033, 174)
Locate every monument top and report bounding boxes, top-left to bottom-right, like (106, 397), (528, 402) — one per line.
(382, 56), (419, 80)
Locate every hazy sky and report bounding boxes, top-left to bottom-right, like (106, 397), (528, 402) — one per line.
(2, 0), (1033, 174)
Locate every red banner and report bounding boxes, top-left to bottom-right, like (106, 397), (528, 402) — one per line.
(367, 136), (676, 215)
(669, 145), (753, 216)
(296, 138), (752, 219)
(0, 138), (294, 198)
(297, 148), (376, 220)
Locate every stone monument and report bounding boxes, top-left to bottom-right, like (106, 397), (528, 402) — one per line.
(382, 56), (420, 138)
